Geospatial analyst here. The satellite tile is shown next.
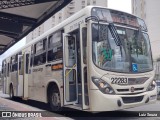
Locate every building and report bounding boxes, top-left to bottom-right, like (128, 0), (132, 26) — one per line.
(132, 0), (160, 61)
(26, 0), (108, 43)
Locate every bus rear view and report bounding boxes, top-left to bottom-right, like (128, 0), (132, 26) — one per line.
(86, 7), (157, 111)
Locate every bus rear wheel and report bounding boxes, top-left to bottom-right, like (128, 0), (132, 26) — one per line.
(49, 88), (61, 111)
(10, 85), (14, 99)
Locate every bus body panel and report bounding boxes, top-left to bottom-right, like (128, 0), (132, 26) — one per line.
(89, 89), (157, 111)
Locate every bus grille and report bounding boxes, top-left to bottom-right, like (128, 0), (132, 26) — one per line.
(117, 88), (144, 92)
(122, 96), (144, 104)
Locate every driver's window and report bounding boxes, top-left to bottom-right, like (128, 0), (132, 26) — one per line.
(92, 24), (111, 66)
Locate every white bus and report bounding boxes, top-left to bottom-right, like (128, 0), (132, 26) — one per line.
(1, 6), (157, 111)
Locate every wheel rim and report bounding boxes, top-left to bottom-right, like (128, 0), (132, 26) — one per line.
(51, 93), (60, 108)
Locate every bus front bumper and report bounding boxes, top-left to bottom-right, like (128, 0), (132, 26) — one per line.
(89, 89), (157, 111)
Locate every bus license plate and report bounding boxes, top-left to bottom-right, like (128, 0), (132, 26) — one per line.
(111, 77), (128, 85)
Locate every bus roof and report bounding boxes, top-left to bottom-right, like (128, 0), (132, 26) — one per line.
(2, 6), (144, 61)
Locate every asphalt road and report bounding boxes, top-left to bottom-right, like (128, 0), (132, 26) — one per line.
(0, 91), (160, 120)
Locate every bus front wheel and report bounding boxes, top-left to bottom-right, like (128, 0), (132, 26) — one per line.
(49, 88), (61, 111)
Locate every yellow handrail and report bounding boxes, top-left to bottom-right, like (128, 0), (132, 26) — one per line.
(65, 64), (76, 77)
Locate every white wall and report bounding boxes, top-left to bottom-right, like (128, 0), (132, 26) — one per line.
(132, 0), (160, 61)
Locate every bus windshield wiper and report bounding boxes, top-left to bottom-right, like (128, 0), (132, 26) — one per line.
(108, 23), (122, 46)
(108, 23), (123, 56)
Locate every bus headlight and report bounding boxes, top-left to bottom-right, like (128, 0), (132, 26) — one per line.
(147, 80), (156, 91)
(92, 77), (115, 94)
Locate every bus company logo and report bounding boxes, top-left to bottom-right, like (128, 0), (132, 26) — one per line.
(33, 68), (43, 72)
(131, 87), (135, 92)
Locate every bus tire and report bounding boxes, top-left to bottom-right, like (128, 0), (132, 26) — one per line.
(9, 85), (14, 99)
(49, 87), (61, 111)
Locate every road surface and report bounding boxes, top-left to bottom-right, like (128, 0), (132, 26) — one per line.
(0, 91), (160, 120)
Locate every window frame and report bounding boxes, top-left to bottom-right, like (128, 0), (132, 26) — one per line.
(47, 30), (63, 62)
(33, 38), (47, 66)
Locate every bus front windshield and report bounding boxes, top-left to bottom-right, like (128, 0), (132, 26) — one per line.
(92, 24), (153, 73)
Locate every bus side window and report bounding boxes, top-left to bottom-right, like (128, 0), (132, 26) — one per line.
(2, 61), (4, 74)
(30, 45), (34, 67)
(7, 63), (9, 77)
(15, 54), (18, 71)
(4, 63), (6, 77)
(19, 57), (21, 70)
(11, 57), (13, 72)
(33, 39), (47, 66)
(47, 31), (62, 62)
(26, 54), (29, 74)
(19, 57), (24, 75)
(10, 58), (12, 72)
(11, 56), (15, 72)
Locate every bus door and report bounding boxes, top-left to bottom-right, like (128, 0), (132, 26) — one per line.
(23, 52), (30, 99)
(2, 61), (7, 93)
(5, 62), (10, 94)
(17, 55), (23, 96)
(63, 33), (78, 105)
(79, 24), (89, 109)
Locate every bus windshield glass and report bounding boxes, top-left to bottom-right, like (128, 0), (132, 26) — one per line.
(92, 24), (153, 73)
